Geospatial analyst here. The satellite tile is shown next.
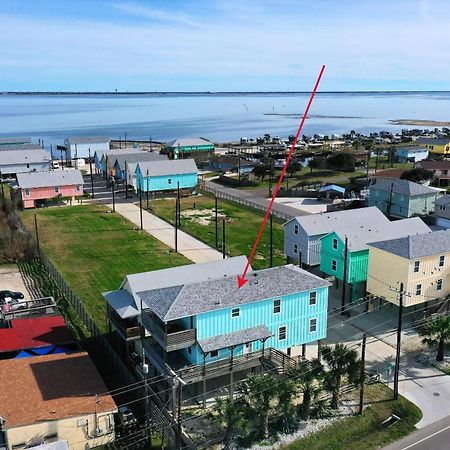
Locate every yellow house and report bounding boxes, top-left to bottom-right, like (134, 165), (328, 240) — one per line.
(416, 137), (450, 156)
(367, 229), (450, 307)
(0, 352), (117, 450)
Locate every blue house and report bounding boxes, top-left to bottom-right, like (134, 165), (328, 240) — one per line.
(368, 178), (437, 218)
(113, 152), (168, 182)
(135, 159), (198, 192)
(103, 256), (330, 404)
(395, 146), (429, 163)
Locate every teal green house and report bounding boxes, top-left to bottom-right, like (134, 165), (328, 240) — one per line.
(135, 158), (198, 192)
(166, 137), (214, 157)
(368, 179), (437, 219)
(319, 216), (431, 300)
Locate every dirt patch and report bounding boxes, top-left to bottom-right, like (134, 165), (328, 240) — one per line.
(181, 208), (231, 226)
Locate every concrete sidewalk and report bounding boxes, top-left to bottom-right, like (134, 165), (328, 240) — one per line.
(325, 290), (450, 429)
(84, 176), (223, 264)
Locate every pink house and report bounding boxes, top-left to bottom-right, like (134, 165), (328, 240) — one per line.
(17, 170), (84, 208)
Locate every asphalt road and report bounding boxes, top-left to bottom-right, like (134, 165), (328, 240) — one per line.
(383, 416), (450, 450)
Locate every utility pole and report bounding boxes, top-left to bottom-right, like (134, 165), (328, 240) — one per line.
(393, 282), (405, 401)
(34, 213), (41, 262)
(88, 148), (94, 198)
(359, 333), (367, 414)
(60, 149), (64, 169)
(238, 151), (241, 186)
(177, 181), (181, 228)
(0, 170), (4, 201)
(268, 158), (273, 197)
(124, 161), (128, 198)
(111, 178), (115, 212)
(341, 236), (349, 315)
(75, 144), (78, 169)
(125, 132), (127, 148)
(365, 149), (370, 189)
(222, 219), (226, 259)
(215, 196), (218, 249)
(146, 169), (149, 210)
(139, 182), (143, 230)
(269, 213), (273, 268)
(175, 378), (185, 450)
(175, 196), (178, 252)
(386, 182), (394, 217)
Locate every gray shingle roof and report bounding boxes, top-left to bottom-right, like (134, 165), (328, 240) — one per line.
(370, 178), (436, 196)
(198, 326), (272, 353)
(416, 160), (450, 170)
(139, 265), (331, 322)
(0, 144), (42, 151)
(436, 195), (450, 206)
(113, 152), (167, 168)
(66, 136), (110, 145)
(104, 256), (250, 318)
(0, 150), (51, 166)
(136, 159), (198, 177)
(368, 229), (450, 259)
(0, 137), (31, 145)
(416, 138), (450, 145)
(285, 207), (390, 236)
(330, 217), (431, 251)
(166, 138), (212, 148)
(17, 170), (84, 189)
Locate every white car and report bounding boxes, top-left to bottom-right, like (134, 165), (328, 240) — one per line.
(51, 161), (60, 169)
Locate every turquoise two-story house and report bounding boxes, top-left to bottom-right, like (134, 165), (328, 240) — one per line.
(166, 137), (214, 157)
(135, 159), (198, 192)
(368, 178), (437, 219)
(104, 256), (330, 404)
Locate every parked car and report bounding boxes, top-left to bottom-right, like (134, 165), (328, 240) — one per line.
(51, 161), (60, 169)
(0, 297), (27, 312)
(118, 406), (137, 427)
(0, 290), (24, 301)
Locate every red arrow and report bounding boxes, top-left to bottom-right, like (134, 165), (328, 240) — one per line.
(237, 65), (326, 288)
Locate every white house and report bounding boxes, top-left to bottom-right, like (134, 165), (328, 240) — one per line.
(0, 150), (51, 176)
(283, 207), (391, 266)
(395, 146), (429, 163)
(65, 136), (110, 160)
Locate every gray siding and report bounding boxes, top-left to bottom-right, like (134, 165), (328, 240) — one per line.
(0, 161), (51, 175)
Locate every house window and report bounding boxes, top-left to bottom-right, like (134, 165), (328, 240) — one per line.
(416, 284), (422, 296)
(331, 259), (337, 272)
(309, 291), (317, 306)
(294, 224), (299, 235)
(309, 318), (317, 333)
(76, 184), (80, 191)
(437, 279), (443, 291)
(26, 163), (30, 168)
(24, 189), (30, 196)
(210, 350), (219, 358)
(273, 299), (281, 314)
(332, 238), (338, 250)
(54, 186), (59, 193)
(278, 326), (287, 341)
(231, 307), (240, 318)
(187, 346), (192, 354)
(439, 255), (445, 267)
(414, 261), (420, 273)
(293, 243), (298, 254)
(168, 178), (172, 185)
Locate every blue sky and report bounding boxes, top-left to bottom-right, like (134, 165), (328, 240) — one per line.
(1, 0), (449, 91)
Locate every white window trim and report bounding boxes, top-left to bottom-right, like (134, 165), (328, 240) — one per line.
(332, 238), (338, 250)
(414, 261), (420, 273)
(273, 299), (281, 314)
(439, 255), (445, 267)
(437, 279), (443, 291)
(278, 325), (287, 341)
(416, 284), (422, 296)
(24, 189), (30, 197)
(309, 317), (318, 333)
(293, 243), (298, 254)
(309, 291), (317, 306)
(294, 224), (299, 235)
(331, 259), (337, 272)
(231, 307), (240, 319)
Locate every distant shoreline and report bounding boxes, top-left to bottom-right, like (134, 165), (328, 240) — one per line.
(390, 119), (450, 126)
(1, 91), (450, 96)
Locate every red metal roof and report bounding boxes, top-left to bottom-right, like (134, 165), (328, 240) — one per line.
(0, 315), (75, 352)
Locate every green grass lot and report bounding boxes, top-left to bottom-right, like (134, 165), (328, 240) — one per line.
(151, 195), (286, 269)
(22, 205), (189, 331)
(368, 157), (414, 171)
(283, 384), (422, 450)
(235, 168), (366, 193)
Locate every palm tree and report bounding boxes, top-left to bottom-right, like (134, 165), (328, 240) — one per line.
(276, 375), (298, 432)
(419, 316), (450, 362)
(321, 344), (362, 410)
(290, 358), (324, 420)
(241, 373), (278, 439)
(210, 396), (248, 449)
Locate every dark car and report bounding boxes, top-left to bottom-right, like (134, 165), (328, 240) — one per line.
(0, 290), (24, 301)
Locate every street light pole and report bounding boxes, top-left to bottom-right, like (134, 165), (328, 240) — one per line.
(269, 213), (273, 268)
(341, 236), (349, 315)
(215, 196), (218, 249)
(146, 169), (149, 210)
(124, 161), (128, 198)
(222, 218), (226, 259)
(111, 178), (115, 212)
(139, 182), (143, 230)
(359, 333), (367, 414)
(393, 283), (404, 401)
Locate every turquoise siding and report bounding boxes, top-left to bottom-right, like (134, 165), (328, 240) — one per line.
(173, 144), (214, 153)
(320, 232), (368, 284)
(135, 167), (197, 192)
(183, 287), (328, 365)
(368, 188), (436, 218)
